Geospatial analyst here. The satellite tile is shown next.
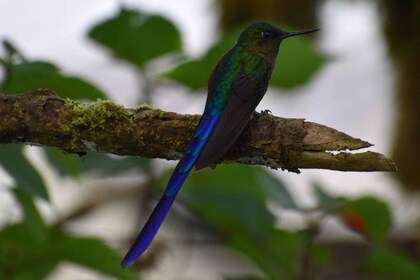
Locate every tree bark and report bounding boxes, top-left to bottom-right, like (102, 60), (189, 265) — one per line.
(0, 89), (396, 173)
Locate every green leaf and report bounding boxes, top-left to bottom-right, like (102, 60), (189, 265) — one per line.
(13, 188), (48, 245)
(0, 145), (49, 200)
(6, 262), (58, 280)
(163, 31), (238, 90)
(176, 165), (275, 241)
(160, 165), (304, 279)
(0, 61), (106, 100)
(271, 32), (325, 88)
(339, 196), (391, 242)
(225, 277), (266, 280)
(80, 153), (150, 175)
(44, 148), (82, 177)
(229, 229), (305, 280)
(44, 148), (149, 178)
(258, 170), (299, 209)
(164, 24), (325, 90)
(51, 235), (137, 280)
(365, 245), (420, 279)
(313, 182), (341, 210)
(88, 8), (182, 68)
(0, 224), (55, 280)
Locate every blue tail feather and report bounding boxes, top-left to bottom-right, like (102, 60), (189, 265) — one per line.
(121, 112), (220, 267)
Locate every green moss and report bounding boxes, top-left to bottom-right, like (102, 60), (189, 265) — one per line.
(137, 103), (155, 110)
(62, 99), (135, 149)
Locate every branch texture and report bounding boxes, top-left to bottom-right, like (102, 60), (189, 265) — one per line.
(0, 89), (396, 172)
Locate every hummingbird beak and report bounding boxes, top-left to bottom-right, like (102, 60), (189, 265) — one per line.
(283, 28), (319, 39)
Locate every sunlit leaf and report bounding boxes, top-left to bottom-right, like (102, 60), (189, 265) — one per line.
(338, 196), (391, 242)
(0, 145), (49, 200)
(89, 8), (182, 68)
(0, 61), (106, 100)
(365, 245), (420, 279)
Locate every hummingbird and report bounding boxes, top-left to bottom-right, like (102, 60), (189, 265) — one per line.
(122, 22), (319, 268)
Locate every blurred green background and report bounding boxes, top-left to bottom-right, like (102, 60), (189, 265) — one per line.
(0, 0), (419, 279)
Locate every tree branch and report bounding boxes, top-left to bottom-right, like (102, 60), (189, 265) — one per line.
(0, 89), (396, 173)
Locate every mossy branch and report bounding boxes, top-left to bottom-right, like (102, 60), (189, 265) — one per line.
(0, 89), (396, 172)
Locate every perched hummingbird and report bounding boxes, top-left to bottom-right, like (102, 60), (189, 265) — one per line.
(122, 22), (319, 267)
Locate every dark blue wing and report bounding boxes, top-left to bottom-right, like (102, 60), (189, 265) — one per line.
(195, 73), (268, 169)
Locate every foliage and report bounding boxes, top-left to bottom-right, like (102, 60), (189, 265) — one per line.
(163, 24), (325, 90)
(0, 7), (418, 280)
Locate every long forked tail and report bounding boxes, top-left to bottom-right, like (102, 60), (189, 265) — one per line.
(121, 113), (220, 268)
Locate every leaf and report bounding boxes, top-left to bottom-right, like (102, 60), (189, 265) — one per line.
(51, 235), (137, 280)
(0, 224), (56, 280)
(176, 165), (275, 241)
(258, 170), (299, 209)
(158, 165), (304, 279)
(365, 245), (420, 280)
(338, 196), (391, 242)
(44, 148), (82, 177)
(0, 144), (49, 200)
(163, 24), (325, 90)
(271, 32), (325, 88)
(88, 8), (182, 68)
(45, 148), (149, 177)
(229, 229), (305, 280)
(13, 188), (48, 245)
(0, 61), (106, 100)
(313, 182), (341, 210)
(163, 31), (238, 90)
(80, 153), (150, 175)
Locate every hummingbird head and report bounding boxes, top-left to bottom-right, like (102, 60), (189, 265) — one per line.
(237, 22), (319, 61)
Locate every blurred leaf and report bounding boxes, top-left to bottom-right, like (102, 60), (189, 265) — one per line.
(229, 229), (304, 280)
(271, 32), (325, 88)
(13, 188), (48, 245)
(2, 39), (26, 61)
(177, 165), (275, 241)
(313, 182), (341, 210)
(338, 196), (391, 242)
(163, 31), (238, 90)
(158, 165), (304, 279)
(44, 148), (149, 177)
(51, 235), (137, 280)
(365, 245), (420, 279)
(0, 224), (56, 280)
(45, 148), (82, 177)
(5, 262), (58, 280)
(80, 153), (149, 175)
(0, 145), (49, 200)
(225, 277), (265, 280)
(89, 8), (182, 68)
(258, 170), (299, 209)
(0, 61), (106, 100)
(164, 24), (325, 90)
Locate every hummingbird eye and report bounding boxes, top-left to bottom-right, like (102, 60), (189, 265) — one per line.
(261, 31), (273, 38)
